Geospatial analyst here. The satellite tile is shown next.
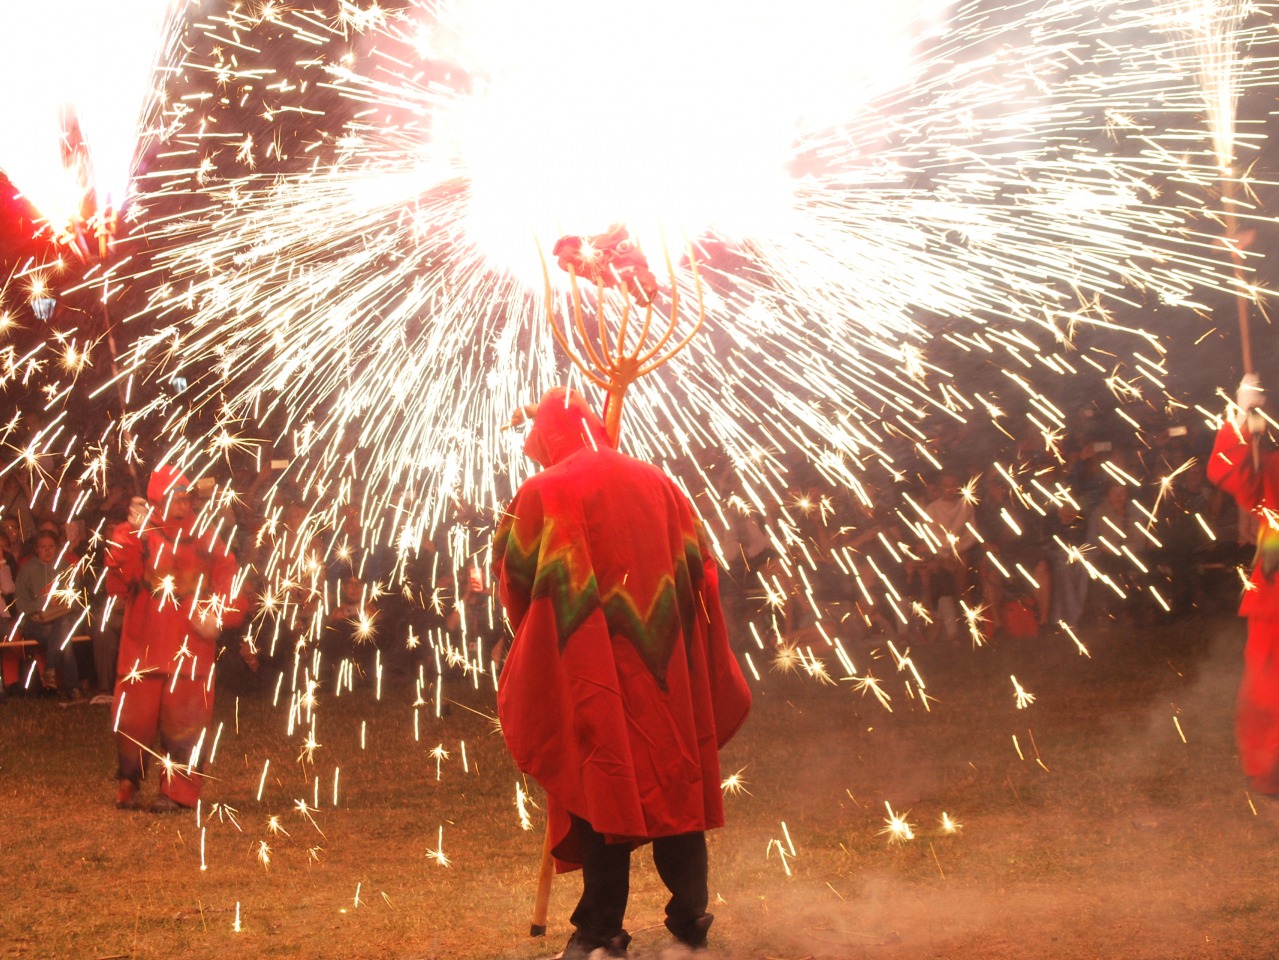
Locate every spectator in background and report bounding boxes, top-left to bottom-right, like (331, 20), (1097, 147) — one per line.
(24, 518), (61, 563)
(1086, 482), (1151, 622)
(0, 474), (34, 546)
(0, 530), (16, 608)
(1, 517), (22, 565)
(13, 530), (82, 702)
(439, 504), (504, 675)
(1047, 500), (1090, 631)
(93, 477), (133, 528)
(977, 474), (1051, 637)
(838, 488), (911, 638)
(712, 470), (775, 633)
(391, 533), (454, 668)
(921, 470), (980, 639)
(1070, 441), (1119, 514)
(454, 550), (501, 672)
(1154, 462), (1218, 617)
(64, 518), (87, 558)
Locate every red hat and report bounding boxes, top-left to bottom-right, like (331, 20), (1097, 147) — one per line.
(147, 464), (191, 503)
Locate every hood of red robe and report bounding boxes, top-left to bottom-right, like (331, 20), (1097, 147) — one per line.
(522, 387), (611, 467)
(147, 464), (191, 504)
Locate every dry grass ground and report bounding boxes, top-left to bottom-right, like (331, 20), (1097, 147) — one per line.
(2, 613), (1277, 960)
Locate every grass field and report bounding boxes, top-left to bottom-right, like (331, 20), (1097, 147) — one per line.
(2, 613), (1277, 960)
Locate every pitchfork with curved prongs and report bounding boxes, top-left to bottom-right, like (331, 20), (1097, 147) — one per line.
(539, 241), (705, 448)
(526, 239), (707, 939)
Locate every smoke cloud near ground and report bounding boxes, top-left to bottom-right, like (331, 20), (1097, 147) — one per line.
(597, 619), (1269, 960)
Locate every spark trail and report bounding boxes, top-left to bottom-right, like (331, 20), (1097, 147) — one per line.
(4, 0), (1278, 670)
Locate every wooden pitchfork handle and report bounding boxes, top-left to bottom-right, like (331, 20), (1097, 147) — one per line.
(530, 817), (555, 937)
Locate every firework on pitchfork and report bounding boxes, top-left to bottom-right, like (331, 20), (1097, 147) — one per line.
(524, 226), (705, 936)
(539, 224), (705, 448)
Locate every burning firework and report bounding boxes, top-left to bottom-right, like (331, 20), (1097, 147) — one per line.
(0, 0), (1276, 884)
(0, 0), (186, 254)
(19, 0), (1252, 641)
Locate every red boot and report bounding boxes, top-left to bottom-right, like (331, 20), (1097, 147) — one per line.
(116, 779), (143, 811)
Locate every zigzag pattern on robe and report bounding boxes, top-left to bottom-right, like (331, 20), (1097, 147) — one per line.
(492, 511), (535, 597)
(496, 508), (706, 684)
(496, 511), (601, 646)
(1258, 514), (1279, 578)
(601, 576), (694, 690)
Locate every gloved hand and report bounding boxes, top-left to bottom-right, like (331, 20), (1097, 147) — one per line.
(189, 606), (222, 641)
(127, 496), (151, 532)
(1236, 373), (1265, 429)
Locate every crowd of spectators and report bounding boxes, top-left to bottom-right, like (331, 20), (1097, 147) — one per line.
(713, 413), (1252, 651)
(0, 404), (1257, 706)
(0, 461), (506, 706)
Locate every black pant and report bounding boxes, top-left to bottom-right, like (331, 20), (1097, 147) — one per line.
(569, 814), (708, 946)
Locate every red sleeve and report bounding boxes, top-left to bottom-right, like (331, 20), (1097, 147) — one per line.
(104, 521), (145, 599)
(1208, 421), (1265, 509)
(209, 535), (246, 629)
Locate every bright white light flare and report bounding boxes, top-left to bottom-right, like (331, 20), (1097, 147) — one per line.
(0, 0), (181, 246)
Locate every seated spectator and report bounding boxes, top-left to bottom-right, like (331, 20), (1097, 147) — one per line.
(919, 470), (980, 638)
(13, 530), (82, 702)
(22, 518), (62, 564)
(1086, 482), (1151, 621)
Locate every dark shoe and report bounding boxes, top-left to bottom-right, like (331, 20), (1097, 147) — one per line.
(116, 779), (144, 811)
(58, 688), (87, 707)
(666, 913), (713, 949)
(149, 794), (191, 814)
(559, 930), (631, 960)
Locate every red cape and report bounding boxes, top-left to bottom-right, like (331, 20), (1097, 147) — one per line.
(106, 516), (244, 677)
(1209, 421), (1279, 620)
(494, 389), (751, 871)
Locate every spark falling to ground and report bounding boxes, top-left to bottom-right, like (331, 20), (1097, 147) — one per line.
(1, 0), (1274, 672)
(0, 0), (1277, 891)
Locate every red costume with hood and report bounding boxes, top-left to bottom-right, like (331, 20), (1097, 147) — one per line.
(1209, 421), (1279, 795)
(106, 465), (245, 808)
(494, 388), (751, 871)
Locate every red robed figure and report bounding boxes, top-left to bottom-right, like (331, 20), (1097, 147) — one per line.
(493, 387), (750, 870)
(1209, 419), (1279, 795)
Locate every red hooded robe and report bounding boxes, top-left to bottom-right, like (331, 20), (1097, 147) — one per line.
(494, 388), (751, 871)
(106, 466), (245, 677)
(1209, 421), (1279, 793)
